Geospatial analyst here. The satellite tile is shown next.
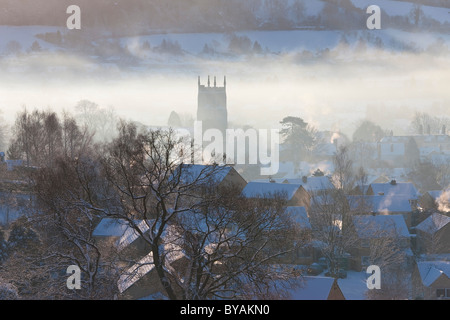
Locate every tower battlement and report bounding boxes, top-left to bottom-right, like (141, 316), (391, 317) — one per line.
(197, 75), (228, 134)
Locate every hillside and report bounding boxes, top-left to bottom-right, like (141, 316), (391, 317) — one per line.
(0, 0), (448, 34)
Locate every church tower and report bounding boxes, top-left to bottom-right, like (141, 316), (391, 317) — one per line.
(197, 76), (228, 134)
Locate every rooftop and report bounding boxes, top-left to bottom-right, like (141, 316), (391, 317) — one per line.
(352, 214), (410, 239)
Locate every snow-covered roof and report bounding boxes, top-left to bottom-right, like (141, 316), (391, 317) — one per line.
(348, 195), (414, 213)
(427, 190), (445, 200)
(417, 261), (450, 287)
(93, 218), (154, 251)
(352, 214), (410, 239)
(117, 224), (185, 294)
(92, 218), (130, 237)
(118, 252), (155, 293)
(117, 220), (152, 251)
(284, 206), (311, 229)
(415, 213), (450, 235)
(176, 164), (232, 185)
(282, 176), (335, 193)
(251, 178), (286, 184)
(369, 182), (420, 199)
(288, 276), (337, 300)
(241, 182), (301, 200)
(379, 136), (412, 143)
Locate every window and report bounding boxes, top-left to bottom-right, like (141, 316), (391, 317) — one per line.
(436, 289), (450, 299)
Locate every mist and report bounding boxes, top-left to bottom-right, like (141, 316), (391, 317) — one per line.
(0, 44), (448, 141)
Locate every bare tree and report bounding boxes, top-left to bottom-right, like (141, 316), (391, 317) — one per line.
(308, 189), (357, 277)
(362, 219), (411, 300)
(332, 144), (355, 193)
(101, 121), (302, 300)
(31, 154), (120, 299)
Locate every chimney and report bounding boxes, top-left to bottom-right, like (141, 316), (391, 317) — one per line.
(390, 179), (397, 185)
(442, 125), (446, 135)
(302, 176), (308, 184)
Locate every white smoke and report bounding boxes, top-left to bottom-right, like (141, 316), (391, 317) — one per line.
(436, 188), (450, 213)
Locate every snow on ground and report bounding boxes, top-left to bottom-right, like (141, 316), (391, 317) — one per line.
(0, 26), (63, 52)
(120, 28), (450, 57)
(351, 0), (450, 24)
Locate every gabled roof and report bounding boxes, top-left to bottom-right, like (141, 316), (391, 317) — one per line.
(352, 214), (410, 239)
(284, 206), (311, 229)
(380, 136), (413, 143)
(175, 164), (233, 185)
(427, 190), (444, 200)
(93, 218), (153, 251)
(282, 176), (335, 193)
(93, 218), (130, 237)
(117, 224), (185, 294)
(288, 276), (340, 300)
(368, 182), (420, 199)
(416, 213), (450, 235)
(417, 261), (450, 287)
(241, 182), (302, 200)
(347, 195), (414, 213)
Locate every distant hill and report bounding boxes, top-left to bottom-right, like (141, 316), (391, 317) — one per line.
(0, 0), (448, 35)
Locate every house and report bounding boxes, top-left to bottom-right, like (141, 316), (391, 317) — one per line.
(241, 181), (310, 208)
(117, 231), (186, 300)
(413, 134), (450, 162)
(366, 180), (420, 222)
(377, 136), (420, 167)
(92, 218), (153, 263)
(347, 195), (415, 228)
(412, 260), (450, 300)
(288, 276), (345, 300)
(415, 213), (450, 255)
(282, 175), (335, 195)
(350, 214), (412, 271)
(93, 219), (187, 300)
(283, 206), (313, 265)
(419, 189), (450, 213)
(366, 181), (420, 201)
(176, 164), (247, 193)
(419, 190), (444, 210)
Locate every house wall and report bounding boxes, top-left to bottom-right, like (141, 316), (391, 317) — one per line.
(416, 224), (450, 254)
(327, 279), (346, 300)
(412, 272), (450, 300)
(288, 188), (311, 209)
(219, 168), (247, 193)
(419, 194), (436, 210)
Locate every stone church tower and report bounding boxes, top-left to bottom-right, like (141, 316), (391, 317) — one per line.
(197, 76), (228, 134)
